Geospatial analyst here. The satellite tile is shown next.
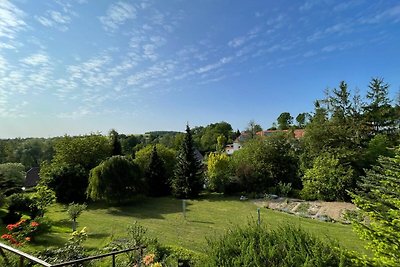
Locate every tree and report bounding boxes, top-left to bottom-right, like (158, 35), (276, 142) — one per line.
(245, 120), (262, 139)
(52, 134), (111, 171)
(295, 113), (308, 128)
(350, 147), (400, 266)
(67, 203), (87, 231)
(301, 152), (353, 201)
(31, 185), (56, 217)
(365, 134), (394, 166)
(231, 133), (300, 193)
(109, 129), (122, 156)
(206, 153), (231, 193)
(216, 135), (227, 152)
(40, 163), (88, 203)
(171, 124), (203, 199)
(134, 144), (176, 187)
(87, 156), (142, 203)
(363, 77), (395, 135)
(145, 146), (169, 197)
(192, 121), (233, 153)
(120, 134), (141, 156)
(277, 112), (293, 130)
(0, 163), (25, 196)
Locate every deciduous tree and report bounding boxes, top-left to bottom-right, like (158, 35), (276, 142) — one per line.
(206, 152), (231, 193)
(87, 156), (142, 203)
(277, 112), (293, 130)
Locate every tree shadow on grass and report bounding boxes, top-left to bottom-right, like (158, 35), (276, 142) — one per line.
(188, 220), (215, 225)
(51, 218), (70, 229)
(33, 233), (67, 248)
(196, 193), (243, 202)
(88, 232), (109, 239)
(91, 197), (192, 219)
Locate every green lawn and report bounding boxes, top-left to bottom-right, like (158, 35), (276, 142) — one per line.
(30, 194), (368, 255)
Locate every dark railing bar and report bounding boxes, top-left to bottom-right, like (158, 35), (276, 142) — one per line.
(0, 243), (51, 266)
(0, 242), (144, 267)
(50, 247), (144, 267)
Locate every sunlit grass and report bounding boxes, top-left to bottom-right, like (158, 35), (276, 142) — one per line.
(28, 194), (367, 255)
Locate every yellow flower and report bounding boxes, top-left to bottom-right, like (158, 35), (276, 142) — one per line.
(151, 263), (162, 267)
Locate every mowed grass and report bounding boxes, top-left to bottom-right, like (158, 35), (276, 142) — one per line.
(31, 194), (368, 255)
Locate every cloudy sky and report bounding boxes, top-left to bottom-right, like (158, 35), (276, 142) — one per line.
(0, 0), (399, 138)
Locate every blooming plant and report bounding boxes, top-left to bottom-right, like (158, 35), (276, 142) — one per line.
(1, 219), (40, 246)
(142, 253), (163, 267)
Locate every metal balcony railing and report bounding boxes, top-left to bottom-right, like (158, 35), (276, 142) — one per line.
(0, 242), (144, 267)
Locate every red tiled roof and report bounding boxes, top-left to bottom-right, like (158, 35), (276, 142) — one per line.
(256, 129), (305, 139)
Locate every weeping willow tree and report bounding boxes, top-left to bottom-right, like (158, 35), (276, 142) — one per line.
(87, 156), (141, 203)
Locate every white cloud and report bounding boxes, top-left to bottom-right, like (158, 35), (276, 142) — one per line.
(20, 53), (49, 66)
(99, 2), (136, 31)
(228, 26), (261, 48)
(196, 57), (232, 74)
(0, 1), (25, 40)
(35, 10), (71, 31)
(360, 4), (400, 24)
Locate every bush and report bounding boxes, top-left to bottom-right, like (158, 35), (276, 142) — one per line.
(41, 163), (88, 204)
(106, 222), (159, 266)
(38, 227), (89, 266)
(1, 218), (49, 246)
(301, 152), (353, 201)
(4, 193), (40, 223)
(276, 181), (292, 197)
(203, 222), (362, 267)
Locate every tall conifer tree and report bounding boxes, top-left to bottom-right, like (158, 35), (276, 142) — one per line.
(109, 129), (122, 156)
(145, 145), (169, 196)
(172, 124), (203, 198)
(351, 147), (400, 266)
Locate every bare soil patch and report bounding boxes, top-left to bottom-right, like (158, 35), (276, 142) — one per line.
(254, 198), (356, 222)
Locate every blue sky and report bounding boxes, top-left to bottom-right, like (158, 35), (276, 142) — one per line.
(1, 0), (400, 138)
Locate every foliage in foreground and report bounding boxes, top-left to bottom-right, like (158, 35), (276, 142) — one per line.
(203, 222), (367, 267)
(38, 227), (89, 266)
(351, 146), (400, 267)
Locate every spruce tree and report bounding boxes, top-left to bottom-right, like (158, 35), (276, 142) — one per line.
(109, 129), (122, 156)
(350, 147), (400, 266)
(145, 145), (169, 197)
(172, 124), (203, 198)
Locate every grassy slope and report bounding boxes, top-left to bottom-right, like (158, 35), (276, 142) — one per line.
(31, 194), (367, 255)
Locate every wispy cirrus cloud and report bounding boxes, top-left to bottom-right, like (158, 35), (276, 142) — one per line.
(99, 2), (136, 31)
(196, 57), (232, 74)
(228, 27), (261, 48)
(360, 4), (400, 24)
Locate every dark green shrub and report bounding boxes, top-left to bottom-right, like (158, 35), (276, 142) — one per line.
(3, 194), (39, 223)
(41, 163), (88, 204)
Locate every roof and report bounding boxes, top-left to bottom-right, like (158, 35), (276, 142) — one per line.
(24, 167), (40, 188)
(256, 129), (305, 139)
